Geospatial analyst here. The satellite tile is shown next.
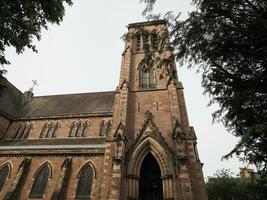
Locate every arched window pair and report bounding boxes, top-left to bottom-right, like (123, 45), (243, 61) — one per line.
(99, 120), (111, 136)
(0, 162), (11, 192)
(69, 121), (89, 137)
(40, 122), (60, 138)
(14, 122), (33, 139)
(139, 63), (156, 88)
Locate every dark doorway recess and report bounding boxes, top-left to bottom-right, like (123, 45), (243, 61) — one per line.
(139, 153), (163, 200)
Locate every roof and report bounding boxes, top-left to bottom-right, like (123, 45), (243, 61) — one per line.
(17, 91), (115, 119)
(128, 20), (166, 28)
(0, 75), (115, 119)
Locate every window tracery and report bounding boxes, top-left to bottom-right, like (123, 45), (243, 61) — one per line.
(75, 163), (94, 199)
(29, 163), (51, 199)
(14, 122), (33, 139)
(139, 63), (156, 88)
(40, 122), (60, 138)
(99, 120), (111, 136)
(133, 30), (159, 52)
(69, 121), (89, 137)
(0, 163), (11, 192)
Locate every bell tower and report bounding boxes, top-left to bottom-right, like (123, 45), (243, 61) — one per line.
(107, 20), (207, 200)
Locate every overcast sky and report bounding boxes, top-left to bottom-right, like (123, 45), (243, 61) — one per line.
(4, 0), (244, 177)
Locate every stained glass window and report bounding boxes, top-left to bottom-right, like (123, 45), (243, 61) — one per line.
(29, 164), (50, 198)
(76, 164), (93, 199)
(0, 164), (10, 192)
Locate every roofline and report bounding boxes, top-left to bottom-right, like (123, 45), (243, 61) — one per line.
(14, 111), (113, 121)
(128, 20), (167, 28)
(32, 90), (115, 98)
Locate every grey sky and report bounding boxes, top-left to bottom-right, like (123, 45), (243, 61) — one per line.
(4, 0), (243, 177)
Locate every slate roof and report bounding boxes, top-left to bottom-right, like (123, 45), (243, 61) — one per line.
(0, 77), (115, 119)
(17, 91), (115, 119)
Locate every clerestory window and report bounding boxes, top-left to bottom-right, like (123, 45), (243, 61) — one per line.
(14, 122), (33, 139)
(69, 121), (88, 137)
(40, 122), (60, 138)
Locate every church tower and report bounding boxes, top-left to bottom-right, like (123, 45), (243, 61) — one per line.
(106, 20), (207, 200)
(0, 20), (207, 200)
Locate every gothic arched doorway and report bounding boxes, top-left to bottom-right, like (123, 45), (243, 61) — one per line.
(139, 153), (163, 200)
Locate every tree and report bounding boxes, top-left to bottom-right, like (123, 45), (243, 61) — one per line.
(0, 0), (73, 92)
(140, 0), (267, 178)
(206, 169), (265, 200)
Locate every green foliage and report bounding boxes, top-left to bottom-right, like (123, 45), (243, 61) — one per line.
(206, 169), (266, 200)
(0, 0), (72, 66)
(0, 0), (72, 94)
(141, 0), (267, 178)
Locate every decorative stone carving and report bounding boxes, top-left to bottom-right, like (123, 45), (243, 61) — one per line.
(114, 122), (127, 162)
(172, 120), (185, 141)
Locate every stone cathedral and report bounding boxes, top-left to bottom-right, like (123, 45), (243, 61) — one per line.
(0, 20), (207, 200)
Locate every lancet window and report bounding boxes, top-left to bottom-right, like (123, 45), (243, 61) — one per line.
(29, 164), (51, 199)
(0, 163), (11, 192)
(99, 120), (111, 136)
(40, 122), (60, 138)
(139, 63), (156, 88)
(133, 31), (159, 52)
(69, 121), (89, 137)
(75, 163), (94, 199)
(14, 122), (33, 139)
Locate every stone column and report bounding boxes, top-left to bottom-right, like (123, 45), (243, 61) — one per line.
(161, 175), (174, 200)
(127, 175), (139, 200)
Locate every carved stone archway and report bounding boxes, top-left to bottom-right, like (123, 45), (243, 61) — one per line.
(127, 137), (174, 200)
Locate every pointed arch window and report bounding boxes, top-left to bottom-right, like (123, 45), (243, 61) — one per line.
(151, 32), (158, 50)
(76, 164), (94, 199)
(69, 121), (89, 137)
(69, 122), (77, 137)
(76, 121), (84, 137)
(40, 122), (60, 138)
(40, 123), (48, 138)
(99, 121), (107, 136)
(46, 123), (54, 138)
(140, 64), (156, 88)
(52, 122), (60, 138)
(14, 122), (33, 139)
(29, 164), (50, 199)
(0, 163), (11, 192)
(82, 121), (89, 137)
(134, 34), (141, 52)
